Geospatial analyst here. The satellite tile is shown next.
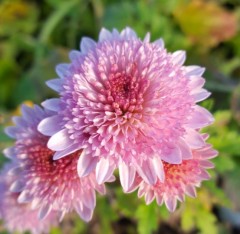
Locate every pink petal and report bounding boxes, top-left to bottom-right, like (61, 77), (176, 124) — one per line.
(187, 105), (214, 128)
(121, 27), (137, 39)
(192, 89), (211, 102)
(75, 202), (93, 222)
(151, 156), (165, 182)
(119, 161), (136, 192)
(143, 32), (150, 43)
(184, 129), (205, 149)
(38, 203), (52, 220)
(80, 37), (96, 54)
(53, 144), (80, 160)
(185, 66), (205, 77)
(21, 105), (34, 121)
(41, 98), (61, 112)
(5, 126), (18, 138)
(153, 38), (164, 48)
(165, 197), (177, 212)
(155, 194), (164, 206)
(18, 191), (33, 203)
(134, 159), (157, 185)
(10, 180), (24, 192)
(185, 185), (197, 198)
(199, 160), (214, 168)
(55, 64), (70, 79)
(145, 190), (155, 205)
(46, 79), (62, 92)
(3, 147), (16, 159)
(188, 77), (205, 90)
(99, 28), (112, 42)
(161, 144), (182, 164)
(96, 157), (111, 184)
(48, 129), (72, 151)
(171, 51), (186, 66)
(38, 115), (62, 136)
(77, 152), (98, 177)
(178, 139), (192, 160)
(82, 189), (96, 210)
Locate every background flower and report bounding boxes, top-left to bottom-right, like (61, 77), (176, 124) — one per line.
(131, 135), (218, 212)
(4, 105), (111, 222)
(0, 162), (58, 234)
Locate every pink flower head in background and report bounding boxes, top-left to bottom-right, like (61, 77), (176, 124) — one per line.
(39, 27), (214, 192)
(128, 134), (218, 211)
(0, 163), (58, 234)
(4, 105), (111, 222)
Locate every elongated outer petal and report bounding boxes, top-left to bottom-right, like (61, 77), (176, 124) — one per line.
(161, 145), (182, 164)
(119, 160), (136, 192)
(192, 89), (211, 102)
(3, 147), (16, 159)
(10, 181), (24, 193)
(47, 129), (72, 151)
(187, 105), (214, 128)
(77, 152), (98, 177)
(41, 99), (61, 112)
(82, 189), (96, 210)
(38, 204), (52, 220)
(38, 115), (62, 136)
(153, 38), (164, 48)
(99, 28), (113, 42)
(18, 191), (33, 203)
(5, 126), (18, 138)
(134, 159), (157, 185)
(46, 79), (62, 92)
(151, 156), (165, 182)
(53, 144), (80, 160)
(178, 139), (192, 160)
(184, 129), (205, 149)
(96, 157), (111, 184)
(185, 66), (205, 77)
(75, 202), (93, 222)
(80, 37), (96, 54)
(171, 51), (186, 66)
(55, 64), (70, 79)
(145, 190), (155, 205)
(165, 197), (177, 212)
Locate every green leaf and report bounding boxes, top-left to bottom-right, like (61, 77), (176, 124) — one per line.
(96, 196), (118, 234)
(196, 209), (218, 234)
(135, 203), (158, 234)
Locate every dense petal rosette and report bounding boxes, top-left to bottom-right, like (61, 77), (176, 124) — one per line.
(130, 136), (218, 212)
(0, 163), (58, 234)
(4, 105), (111, 222)
(39, 27), (214, 190)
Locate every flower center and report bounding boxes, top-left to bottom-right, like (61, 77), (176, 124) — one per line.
(105, 64), (144, 115)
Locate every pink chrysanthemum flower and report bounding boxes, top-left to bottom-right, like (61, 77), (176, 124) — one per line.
(4, 105), (111, 222)
(0, 163), (58, 234)
(127, 134), (218, 212)
(38, 27), (214, 191)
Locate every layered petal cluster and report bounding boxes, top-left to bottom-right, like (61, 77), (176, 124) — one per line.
(131, 134), (218, 211)
(39, 27), (214, 191)
(4, 105), (111, 222)
(0, 163), (58, 234)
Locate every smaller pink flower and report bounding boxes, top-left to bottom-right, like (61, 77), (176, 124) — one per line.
(127, 134), (218, 212)
(4, 105), (113, 222)
(0, 163), (58, 234)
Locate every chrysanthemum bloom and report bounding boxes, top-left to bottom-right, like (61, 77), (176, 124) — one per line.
(127, 134), (218, 212)
(4, 105), (111, 222)
(39, 27), (214, 191)
(0, 163), (58, 234)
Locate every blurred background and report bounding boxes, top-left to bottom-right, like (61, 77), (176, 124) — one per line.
(0, 0), (240, 233)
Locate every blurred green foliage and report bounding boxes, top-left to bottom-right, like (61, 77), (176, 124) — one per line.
(0, 0), (240, 233)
